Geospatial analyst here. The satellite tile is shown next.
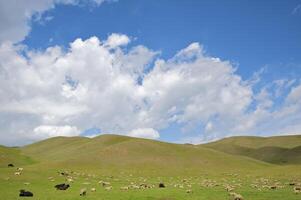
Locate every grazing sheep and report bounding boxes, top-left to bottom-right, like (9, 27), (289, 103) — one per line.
(120, 186), (129, 191)
(159, 183), (165, 188)
(55, 183), (70, 190)
(270, 185), (277, 190)
(105, 186), (112, 191)
(140, 183), (148, 189)
(17, 167), (23, 171)
(90, 188), (96, 192)
(60, 172), (69, 176)
(225, 185), (234, 192)
(186, 189), (193, 193)
(99, 181), (110, 187)
(19, 189), (33, 197)
(294, 187), (301, 194)
(23, 182), (30, 185)
(234, 194), (243, 200)
(14, 172), (21, 175)
(80, 188), (87, 196)
(131, 185), (140, 189)
(8, 163), (14, 167)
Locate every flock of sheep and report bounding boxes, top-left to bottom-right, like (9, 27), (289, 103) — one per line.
(5, 164), (301, 199)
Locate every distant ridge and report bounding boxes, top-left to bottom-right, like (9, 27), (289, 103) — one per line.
(1, 134), (300, 172)
(203, 135), (301, 165)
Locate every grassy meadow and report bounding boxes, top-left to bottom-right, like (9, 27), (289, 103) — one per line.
(1, 134), (301, 199)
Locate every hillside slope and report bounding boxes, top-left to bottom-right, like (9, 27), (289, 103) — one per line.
(0, 145), (35, 167)
(203, 135), (301, 165)
(21, 134), (270, 174)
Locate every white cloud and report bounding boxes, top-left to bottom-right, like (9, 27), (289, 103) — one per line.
(33, 125), (80, 139)
(286, 83), (301, 104)
(104, 33), (131, 49)
(128, 128), (160, 139)
(0, 34), (301, 145)
(0, 0), (109, 44)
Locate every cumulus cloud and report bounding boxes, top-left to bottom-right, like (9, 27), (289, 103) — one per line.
(127, 128), (160, 139)
(0, 33), (301, 145)
(104, 33), (131, 49)
(33, 125), (80, 139)
(0, 0), (109, 44)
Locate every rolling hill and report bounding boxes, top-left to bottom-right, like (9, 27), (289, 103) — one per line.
(2, 134), (301, 175)
(203, 135), (301, 165)
(18, 134), (270, 174)
(1, 134), (301, 200)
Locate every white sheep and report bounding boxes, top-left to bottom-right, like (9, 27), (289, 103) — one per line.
(80, 188), (87, 196)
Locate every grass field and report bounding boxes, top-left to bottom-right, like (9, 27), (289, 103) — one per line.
(1, 134), (301, 199)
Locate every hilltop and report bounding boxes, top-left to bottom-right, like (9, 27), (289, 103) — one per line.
(203, 135), (301, 164)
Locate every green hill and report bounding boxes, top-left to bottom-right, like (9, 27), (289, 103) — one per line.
(1, 134), (301, 200)
(203, 135), (301, 165)
(0, 145), (35, 167)
(20, 134), (269, 174)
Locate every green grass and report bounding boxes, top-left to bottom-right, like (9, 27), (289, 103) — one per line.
(0, 134), (301, 199)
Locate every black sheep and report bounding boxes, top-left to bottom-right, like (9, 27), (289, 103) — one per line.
(55, 183), (70, 190)
(8, 163), (14, 167)
(19, 190), (33, 197)
(159, 183), (165, 188)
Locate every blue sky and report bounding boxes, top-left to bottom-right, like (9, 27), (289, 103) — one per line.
(25, 0), (301, 79)
(0, 0), (301, 145)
